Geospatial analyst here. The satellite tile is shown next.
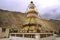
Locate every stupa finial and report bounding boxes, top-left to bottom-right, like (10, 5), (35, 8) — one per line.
(30, 1), (33, 3)
(28, 1), (35, 9)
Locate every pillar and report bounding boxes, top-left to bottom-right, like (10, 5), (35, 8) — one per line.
(23, 34), (24, 38)
(35, 34), (40, 40)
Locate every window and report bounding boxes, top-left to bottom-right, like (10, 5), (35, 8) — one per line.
(2, 28), (6, 32)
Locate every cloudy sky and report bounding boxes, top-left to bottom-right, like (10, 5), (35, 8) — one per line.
(0, 0), (60, 20)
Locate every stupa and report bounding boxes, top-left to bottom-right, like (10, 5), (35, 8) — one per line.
(22, 1), (44, 33)
(10, 1), (54, 39)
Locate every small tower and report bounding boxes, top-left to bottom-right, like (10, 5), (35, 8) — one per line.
(22, 1), (41, 33)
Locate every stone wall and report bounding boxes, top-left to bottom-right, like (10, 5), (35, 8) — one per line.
(0, 28), (9, 38)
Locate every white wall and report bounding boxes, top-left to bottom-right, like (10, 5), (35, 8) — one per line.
(0, 38), (9, 40)
(0, 37), (60, 40)
(9, 36), (55, 40)
(55, 37), (60, 40)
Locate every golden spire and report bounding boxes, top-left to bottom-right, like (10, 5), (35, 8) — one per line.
(28, 1), (35, 9)
(26, 1), (38, 17)
(24, 1), (38, 25)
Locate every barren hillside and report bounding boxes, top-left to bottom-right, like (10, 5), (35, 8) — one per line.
(0, 9), (60, 31)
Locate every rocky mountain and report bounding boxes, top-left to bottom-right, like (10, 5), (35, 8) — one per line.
(0, 9), (26, 28)
(39, 19), (60, 31)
